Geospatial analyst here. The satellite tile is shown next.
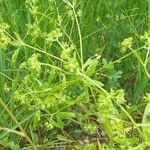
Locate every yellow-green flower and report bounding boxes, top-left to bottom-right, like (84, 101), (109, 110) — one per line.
(121, 37), (133, 53)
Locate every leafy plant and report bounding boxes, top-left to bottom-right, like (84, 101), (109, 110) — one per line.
(0, 0), (149, 149)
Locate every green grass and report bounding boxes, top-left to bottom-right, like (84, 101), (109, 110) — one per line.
(0, 0), (150, 149)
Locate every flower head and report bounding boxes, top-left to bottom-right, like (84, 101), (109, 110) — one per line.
(121, 37), (133, 53)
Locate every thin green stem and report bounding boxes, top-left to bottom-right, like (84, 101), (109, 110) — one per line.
(113, 47), (144, 64)
(72, 6), (84, 70)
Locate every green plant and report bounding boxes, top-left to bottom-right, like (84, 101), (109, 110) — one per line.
(0, 0), (149, 149)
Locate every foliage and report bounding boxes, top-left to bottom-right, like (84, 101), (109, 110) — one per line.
(0, 0), (149, 149)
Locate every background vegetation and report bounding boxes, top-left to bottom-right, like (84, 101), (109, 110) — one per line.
(0, 0), (149, 149)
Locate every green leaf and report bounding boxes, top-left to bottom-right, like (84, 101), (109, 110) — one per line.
(142, 103), (150, 141)
(0, 140), (19, 150)
(56, 112), (76, 129)
(83, 75), (104, 89)
(12, 48), (20, 64)
(14, 32), (22, 43)
(57, 135), (72, 142)
(74, 92), (86, 103)
(57, 112), (76, 120)
(84, 56), (100, 77)
(85, 59), (98, 77)
(29, 126), (38, 144)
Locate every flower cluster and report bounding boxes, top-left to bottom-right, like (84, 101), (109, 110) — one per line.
(0, 23), (9, 32)
(20, 53), (41, 76)
(0, 33), (11, 49)
(26, 23), (42, 37)
(0, 23), (11, 49)
(121, 37), (133, 53)
(60, 43), (79, 73)
(111, 89), (126, 105)
(26, 0), (39, 15)
(60, 43), (73, 60)
(84, 123), (97, 134)
(46, 28), (62, 43)
(45, 119), (54, 130)
(140, 31), (150, 42)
